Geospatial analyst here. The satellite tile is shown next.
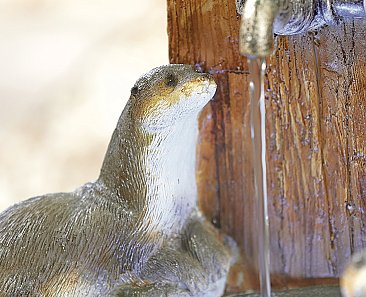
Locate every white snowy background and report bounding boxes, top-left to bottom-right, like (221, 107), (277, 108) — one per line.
(0, 0), (168, 211)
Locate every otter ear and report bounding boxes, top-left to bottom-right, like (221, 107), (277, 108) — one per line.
(131, 86), (139, 96)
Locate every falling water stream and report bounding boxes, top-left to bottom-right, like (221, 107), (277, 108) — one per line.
(237, 46), (341, 297)
(247, 57), (271, 297)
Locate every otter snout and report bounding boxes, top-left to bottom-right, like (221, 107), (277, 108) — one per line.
(190, 73), (217, 100)
(194, 73), (215, 86)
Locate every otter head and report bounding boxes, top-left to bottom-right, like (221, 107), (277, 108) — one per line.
(128, 64), (216, 133)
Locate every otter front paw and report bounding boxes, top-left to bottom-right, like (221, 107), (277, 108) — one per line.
(135, 221), (233, 297)
(184, 220), (232, 283)
(113, 283), (191, 297)
(139, 248), (210, 295)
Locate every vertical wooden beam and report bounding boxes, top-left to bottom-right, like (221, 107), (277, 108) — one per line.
(167, 0), (366, 291)
(168, 0), (252, 247)
(168, 1), (257, 291)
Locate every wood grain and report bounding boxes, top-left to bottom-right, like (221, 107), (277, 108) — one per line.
(167, 0), (366, 291)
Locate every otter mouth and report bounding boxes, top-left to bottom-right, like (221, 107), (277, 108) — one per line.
(192, 76), (217, 100)
(175, 77), (216, 117)
(181, 75), (217, 98)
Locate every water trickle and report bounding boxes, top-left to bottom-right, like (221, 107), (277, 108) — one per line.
(248, 57), (271, 297)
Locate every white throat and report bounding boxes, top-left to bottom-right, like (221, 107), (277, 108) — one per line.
(143, 116), (199, 234)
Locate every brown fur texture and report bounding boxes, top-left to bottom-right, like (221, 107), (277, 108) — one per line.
(0, 64), (233, 296)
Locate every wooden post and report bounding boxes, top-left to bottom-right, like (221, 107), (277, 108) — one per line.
(167, 0), (366, 292)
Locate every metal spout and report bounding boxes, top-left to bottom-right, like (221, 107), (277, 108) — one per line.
(238, 0), (316, 57)
(239, 0), (281, 57)
(238, 0), (366, 57)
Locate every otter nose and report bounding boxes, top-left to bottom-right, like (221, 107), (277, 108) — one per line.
(192, 64), (214, 82)
(195, 75), (209, 82)
(193, 74), (216, 87)
(194, 63), (204, 73)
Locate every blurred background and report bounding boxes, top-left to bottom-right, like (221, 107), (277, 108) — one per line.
(0, 0), (168, 211)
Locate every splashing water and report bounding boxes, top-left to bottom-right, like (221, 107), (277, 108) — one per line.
(248, 57), (271, 297)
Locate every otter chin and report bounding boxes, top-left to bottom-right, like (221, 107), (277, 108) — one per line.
(0, 64), (233, 297)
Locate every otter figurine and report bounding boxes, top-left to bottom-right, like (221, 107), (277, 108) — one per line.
(0, 64), (233, 296)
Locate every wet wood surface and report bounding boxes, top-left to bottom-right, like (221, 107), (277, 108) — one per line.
(167, 0), (366, 292)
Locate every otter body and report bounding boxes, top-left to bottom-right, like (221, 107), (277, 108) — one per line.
(0, 65), (232, 296)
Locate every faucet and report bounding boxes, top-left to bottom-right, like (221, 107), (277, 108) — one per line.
(237, 0), (366, 57)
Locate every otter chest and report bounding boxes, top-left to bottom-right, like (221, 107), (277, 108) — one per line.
(143, 119), (198, 234)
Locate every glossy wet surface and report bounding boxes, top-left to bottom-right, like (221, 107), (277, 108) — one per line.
(248, 56), (271, 296)
(228, 285), (341, 297)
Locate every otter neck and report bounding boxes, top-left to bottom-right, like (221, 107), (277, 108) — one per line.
(98, 108), (199, 232)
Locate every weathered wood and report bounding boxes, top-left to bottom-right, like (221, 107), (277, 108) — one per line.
(167, 0), (366, 292)
(266, 20), (366, 278)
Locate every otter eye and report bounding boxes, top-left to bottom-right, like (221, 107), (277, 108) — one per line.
(165, 74), (178, 88)
(131, 86), (139, 96)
